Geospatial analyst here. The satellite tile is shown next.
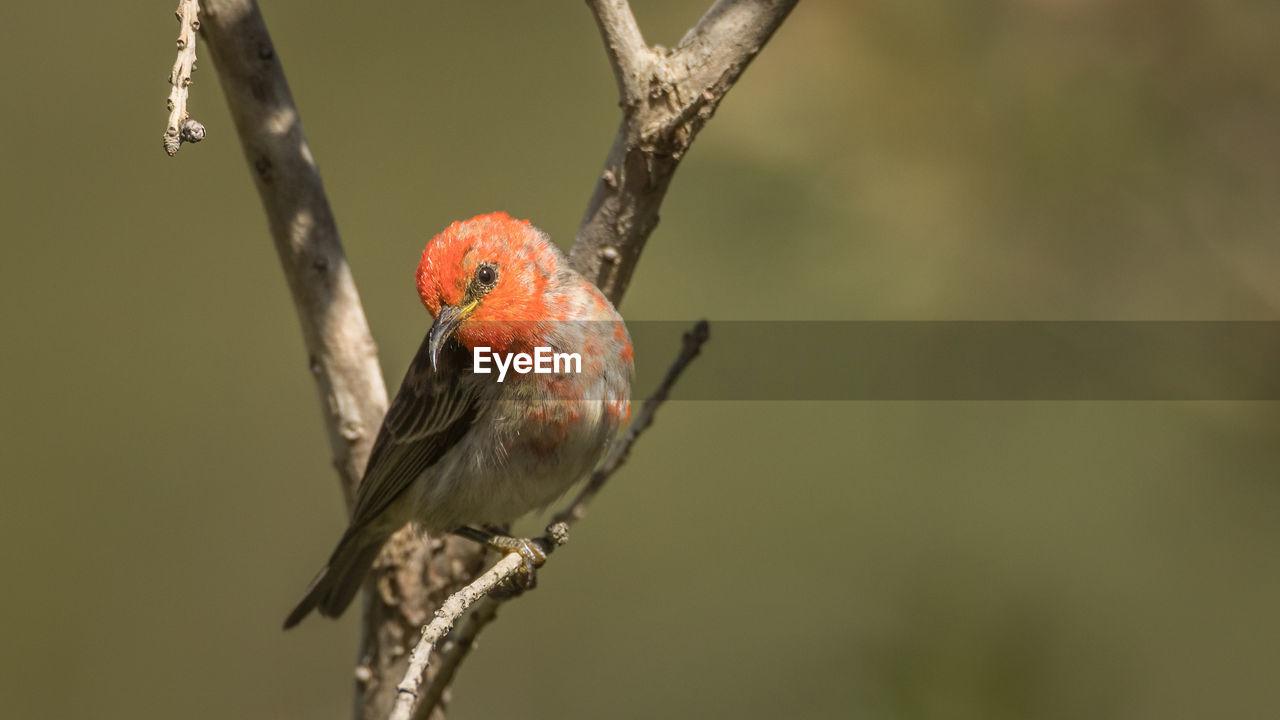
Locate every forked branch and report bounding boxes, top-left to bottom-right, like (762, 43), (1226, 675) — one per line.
(572, 0), (800, 304)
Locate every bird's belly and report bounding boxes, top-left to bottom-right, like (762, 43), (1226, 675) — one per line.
(405, 391), (619, 531)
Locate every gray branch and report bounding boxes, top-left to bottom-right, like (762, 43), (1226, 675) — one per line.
(197, 5), (485, 720)
(586, 0), (653, 105)
(388, 525), (570, 720)
(199, 1), (387, 503)
(572, 0), (800, 304)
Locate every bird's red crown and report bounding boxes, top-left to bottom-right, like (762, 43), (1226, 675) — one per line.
(416, 212), (565, 355)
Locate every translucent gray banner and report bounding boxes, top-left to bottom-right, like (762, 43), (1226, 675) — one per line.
(621, 321), (1280, 400)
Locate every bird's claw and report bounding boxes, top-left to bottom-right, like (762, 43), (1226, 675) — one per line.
(489, 536), (548, 597)
(453, 523), (569, 598)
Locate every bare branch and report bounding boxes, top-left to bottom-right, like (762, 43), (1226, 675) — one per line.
(389, 525), (570, 720)
(358, 535), (485, 720)
(414, 597), (499, 718)
(585, 0), (654, 106)
(163, 0), (205, 156)
(198, 5), (487, 720)
(411, 321), (710, 719)
(677, 0), (798, 93)
(200, 0), (386, 506)
(387, 554), (524, 720)
(571, 0), (799, 304)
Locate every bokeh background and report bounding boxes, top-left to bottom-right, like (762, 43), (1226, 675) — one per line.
(3, 1), (1279, 718)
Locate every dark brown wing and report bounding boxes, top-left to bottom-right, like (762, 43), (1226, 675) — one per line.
(346, 334), (480, 533)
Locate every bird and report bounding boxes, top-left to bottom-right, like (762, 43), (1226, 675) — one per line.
(284, 212), (633, 629)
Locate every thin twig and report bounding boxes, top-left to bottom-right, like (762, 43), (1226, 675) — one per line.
(413, 597), (499, 719)
(387, 554), (522, 720)
(389, 525), (569, 720)
(554, 319), (710, 526)
(163, 0), (205, 156)
(410, 320), (711, 719)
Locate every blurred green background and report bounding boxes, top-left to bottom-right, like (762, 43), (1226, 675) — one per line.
(3, 1), (1279, 718)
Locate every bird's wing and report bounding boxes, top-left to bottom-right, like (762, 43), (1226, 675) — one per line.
(347, 334), (480, 533)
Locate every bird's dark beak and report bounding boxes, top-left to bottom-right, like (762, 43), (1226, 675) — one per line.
(427, 301), (475, 371)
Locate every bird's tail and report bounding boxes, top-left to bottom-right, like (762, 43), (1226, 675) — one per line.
(283, 525), (388, 629)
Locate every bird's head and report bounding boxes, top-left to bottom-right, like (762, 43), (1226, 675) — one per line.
(416, 212), (564, 369)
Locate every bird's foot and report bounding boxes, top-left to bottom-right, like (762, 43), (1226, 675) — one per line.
(488, 535), (547, 597)
(454, 523), (569, 598)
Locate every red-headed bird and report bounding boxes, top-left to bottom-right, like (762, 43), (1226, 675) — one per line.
(284, 212), (633, 628)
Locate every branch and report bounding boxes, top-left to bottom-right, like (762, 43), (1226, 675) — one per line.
(198, 5), (487, 720)
(407, 321), (711, 720)
(388, 525), (569, 720)
(199, 0), (386, 505)
(585, 0), (653, 106)
(163, 0), (205, 156)
(571, 0), (799, 304)
(413, 595), (499, 718)
(387, 556), (524, 720)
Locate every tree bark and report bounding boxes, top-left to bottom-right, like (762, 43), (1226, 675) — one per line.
(573, 0), (800, 304)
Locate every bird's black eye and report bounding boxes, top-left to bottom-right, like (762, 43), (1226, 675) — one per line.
(475, 263), (497, 288)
